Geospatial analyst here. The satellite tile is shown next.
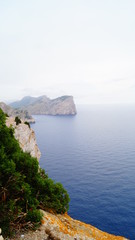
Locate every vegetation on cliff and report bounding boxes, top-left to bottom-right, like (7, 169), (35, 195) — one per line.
(0, 109), (70, 237)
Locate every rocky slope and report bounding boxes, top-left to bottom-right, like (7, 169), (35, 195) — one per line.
(11, 210), (128, 240)
(10, 95), (77, 115)
(0, 102), (34, 123)
(6, 117), (41, 160)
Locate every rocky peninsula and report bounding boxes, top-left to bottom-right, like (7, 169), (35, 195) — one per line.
(10, 95), (77, 115)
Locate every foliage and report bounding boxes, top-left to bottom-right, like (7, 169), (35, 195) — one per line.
(24, 121), (30, 128)
(0, 109), (70, 237)
(5, 113), (9, 117)
(15, 116), (21, 125)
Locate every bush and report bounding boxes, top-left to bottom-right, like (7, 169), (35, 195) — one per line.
(26, 209), (43, 223)
(0, 109), (70, 237)
(24, 121), (30, 128)
(5, 113), (9, 117)
(15, 116), (21, 125)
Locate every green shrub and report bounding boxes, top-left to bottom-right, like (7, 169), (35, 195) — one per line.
(0, 109), (70, 237)
(15, 116), (21, 125)
(5, 113), (9, 117)
(26, 209), (43, 224)
(24, 121), (30, 128)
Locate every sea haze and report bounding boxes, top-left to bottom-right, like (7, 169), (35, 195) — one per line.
(31, 104), (135, 240)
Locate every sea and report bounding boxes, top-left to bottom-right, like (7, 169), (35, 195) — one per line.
(31, 104), (135, 240)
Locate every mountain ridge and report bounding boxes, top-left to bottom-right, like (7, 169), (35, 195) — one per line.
(10, 95), (48, 108)
(10, 95), (77, 115)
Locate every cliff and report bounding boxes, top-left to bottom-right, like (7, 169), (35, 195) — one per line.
(0, 102), (35, 123)
(10, 95), (77, 115)
(6, 117), (41, 160)
(11, 210), (128, 240)
(4, 117), (127, 240)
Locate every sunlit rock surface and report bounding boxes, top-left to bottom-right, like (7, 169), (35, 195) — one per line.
(6, 117), (41, 160)
(41, 210), (128, 240)
(0, 229), (4, 240)
(11, 211), (128, 240)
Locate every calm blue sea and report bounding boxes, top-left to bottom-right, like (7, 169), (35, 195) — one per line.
(31, 105), (135, 240)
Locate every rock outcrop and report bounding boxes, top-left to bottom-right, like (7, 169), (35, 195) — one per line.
(10, 95), (77, 115)
(41, 211), (128, 240)
(0, 229), (4, 240)
(0, 102), (35, 123)
(6, 117), (41, 160)
(11, 211), (128, 240)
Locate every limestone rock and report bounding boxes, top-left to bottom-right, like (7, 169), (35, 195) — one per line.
(0, 229), (4, 240)
(0, 102), (35, 123)
(10, 95), (77, 115)
(6, 117), (41, 160)
(41, 211), (128, 240)
(10, 211), (128, 240)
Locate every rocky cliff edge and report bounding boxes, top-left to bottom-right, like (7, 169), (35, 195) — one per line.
(11, 210), (128, 240)
(6, 117), (41, 160)
(5, 118), (127, 240)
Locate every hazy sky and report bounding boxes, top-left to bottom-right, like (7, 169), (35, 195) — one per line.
(0, 0), (135, 104)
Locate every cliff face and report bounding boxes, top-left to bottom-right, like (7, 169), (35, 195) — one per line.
(6, 117), (41, 160)
(10, 95), (77, 115)
(48, 96), (77, 115)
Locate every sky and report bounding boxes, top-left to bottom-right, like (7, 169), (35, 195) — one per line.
(0, 0), (135, 104)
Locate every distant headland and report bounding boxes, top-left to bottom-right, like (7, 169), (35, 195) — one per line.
(10, 95), (77, 116)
